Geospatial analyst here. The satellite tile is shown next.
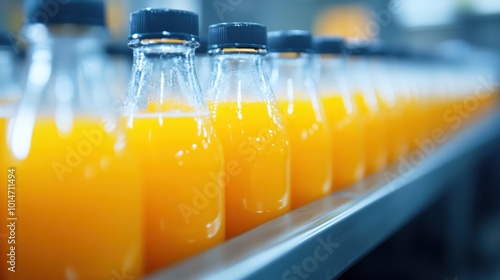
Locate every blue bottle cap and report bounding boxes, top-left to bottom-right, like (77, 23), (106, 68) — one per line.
(361, 41), (387, 57)
(208, 22), (267, 50)
(24, 0), (106, 26)
(312, 36), (346, 55)
(267, 30), (312, 53)
(196, 35), (208, 54)
(129, 8), (199, 41)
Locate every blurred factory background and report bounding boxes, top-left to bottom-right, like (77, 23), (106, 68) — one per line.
(2, 0), (500, 86)
(2, 0), (500, 50)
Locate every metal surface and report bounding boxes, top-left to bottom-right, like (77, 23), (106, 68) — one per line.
(148, 109), (500, 280)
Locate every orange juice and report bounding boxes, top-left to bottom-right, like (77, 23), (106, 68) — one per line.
(435, 97), (453, 132)
(404, 92), (427, 151)
(321, 95), (365, 190)
(378, 93), (408, 164)
(419, 94), (433, 143)
(0, 118), (142, 280)
(0, 115), (6, 149)
(277, 99), (332, 209)
(125, 112), (225, 273)
(209, 101), (290, 239)
(353, 92), (387, 175)
(0, 113), (8, 155)
(426, 96), (441, 130)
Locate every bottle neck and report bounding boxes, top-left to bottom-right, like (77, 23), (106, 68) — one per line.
(317, 54), (345, 77)
(207, 48), (272, 102)
(213, 48), (266, 74)
(125, 39), (204, 114)
(347, 56), (375, 95)
(315, 54), (350, 97)
(21, 24), (111, 115)
(268, 53), (315, 100)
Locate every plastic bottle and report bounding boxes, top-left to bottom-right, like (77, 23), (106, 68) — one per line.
(345, 42), (387, 175)
(1, 1), (142, 278)
(124, 8), (225, 273)
(205, 22), (290, 238)
(313, 36), (365, 190)
(267, 30), (332, 208)
(105, 41), (133, 109)
(378, 46), (410, 164)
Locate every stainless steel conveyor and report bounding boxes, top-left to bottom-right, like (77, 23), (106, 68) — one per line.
(148, 109), (500, 280)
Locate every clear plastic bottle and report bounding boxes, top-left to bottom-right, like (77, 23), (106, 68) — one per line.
(378, 46), (410, 165)
(124, 8), (225, 273)
(267, 30), (331, 209)
(345, 42), (387, 175)
(105, 41), (133, 110)
(313, 36), (365, 190)
(405, 51), (432, 148)
(205, 22), (290, 239)
(1, 1), (142, 279)
(363, 43), (408, 166)
(394, 49), (425, 153)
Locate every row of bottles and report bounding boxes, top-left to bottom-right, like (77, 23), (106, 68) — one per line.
(1, 1), (498, 279)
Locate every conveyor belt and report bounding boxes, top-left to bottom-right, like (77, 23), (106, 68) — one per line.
(148, 109), (500, 280)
